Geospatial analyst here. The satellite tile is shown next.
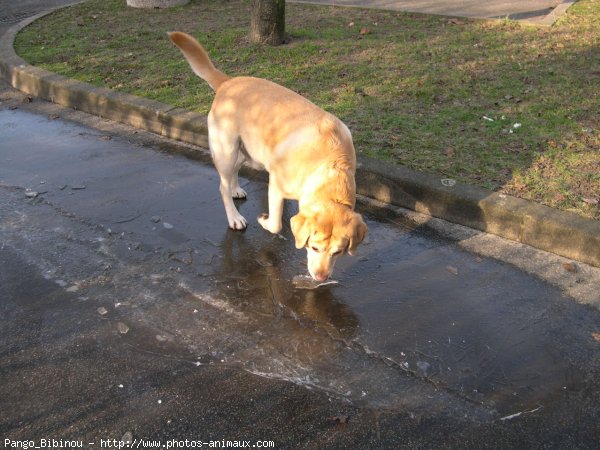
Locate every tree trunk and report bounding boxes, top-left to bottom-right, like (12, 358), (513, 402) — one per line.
(250, 0), (286, 46)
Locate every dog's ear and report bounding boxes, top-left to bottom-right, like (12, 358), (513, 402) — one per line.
(290, 213), (311, 249)
(348, 213), (367, 256)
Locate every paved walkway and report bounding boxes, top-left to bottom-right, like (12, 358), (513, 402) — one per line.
(0, 0), (81, 36)
(0, 0), (577, 29)
(291, 0), (576, 24)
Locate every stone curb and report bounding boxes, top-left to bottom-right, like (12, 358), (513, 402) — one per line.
(2, 6), (599, 268)
(0, 11), (209, 149)
(536, 0), (578, 26)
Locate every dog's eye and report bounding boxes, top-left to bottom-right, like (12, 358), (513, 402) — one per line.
(331, 250), (342, 256)
(311, 246), (321, 253)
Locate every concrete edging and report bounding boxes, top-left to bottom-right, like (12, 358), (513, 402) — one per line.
(0, 11), (209, 149)
(537, 0), (578, 26)
(2, 7), (599, 268)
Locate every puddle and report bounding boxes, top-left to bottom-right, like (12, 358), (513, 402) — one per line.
(161, 215), (592, 417)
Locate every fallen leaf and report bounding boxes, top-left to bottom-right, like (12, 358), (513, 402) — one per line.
(255, 257), (273, 267)
(445, 265), (459, 276)
(592, 332), (600, 342)
(120, 431), (133, 445)
(446, 147), (455, 157)
(554, 193), (565, 202)
(562, 262), (577, 273)
(331, 415), (349, 424)
(348, 22), (355, 27)
(582, 197), (598, 205)
(359, 28), (370, 35)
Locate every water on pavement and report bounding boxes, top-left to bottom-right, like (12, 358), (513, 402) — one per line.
(1, 108), (599, 425)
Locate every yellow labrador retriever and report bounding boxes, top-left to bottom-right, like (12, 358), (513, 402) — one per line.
(169, 32), (367, 281)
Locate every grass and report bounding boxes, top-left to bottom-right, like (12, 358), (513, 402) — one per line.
(14, 0), (600, 219)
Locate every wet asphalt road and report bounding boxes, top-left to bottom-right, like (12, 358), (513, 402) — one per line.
(1, 87), (600, 448)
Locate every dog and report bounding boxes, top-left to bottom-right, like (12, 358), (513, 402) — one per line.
(169, 32), (367, 281)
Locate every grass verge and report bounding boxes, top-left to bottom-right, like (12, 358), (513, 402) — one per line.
(14, 0), (600, 219)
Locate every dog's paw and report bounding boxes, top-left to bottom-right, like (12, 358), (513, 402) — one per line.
(232, 187), (247, 199)
(257, 213), (282, 234)
(228, 213), (248, 231)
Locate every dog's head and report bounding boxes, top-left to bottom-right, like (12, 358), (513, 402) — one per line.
(291, 203), (367, 281)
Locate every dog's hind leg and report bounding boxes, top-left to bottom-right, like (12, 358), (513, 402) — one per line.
(209, 121), (248, 230)
(230, 149), (247, 199)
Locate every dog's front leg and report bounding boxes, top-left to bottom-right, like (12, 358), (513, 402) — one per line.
(220, 179), (248, 230)
(258, 179), (284, 234)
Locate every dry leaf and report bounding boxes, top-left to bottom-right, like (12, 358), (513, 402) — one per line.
(582, 197), (599, 205)
(331, 415), (349, 424)
(445, 265), (459, 276)
(562, 262), (577, 273)
(592, 332), (600, 342)
(446, 147), (455, 158)
(359, 28), (370, 35)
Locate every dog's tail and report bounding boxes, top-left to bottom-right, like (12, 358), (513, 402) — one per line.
(168, 31), (230, 91)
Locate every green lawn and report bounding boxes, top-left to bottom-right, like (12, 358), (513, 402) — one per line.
(14, 0), (600, 218)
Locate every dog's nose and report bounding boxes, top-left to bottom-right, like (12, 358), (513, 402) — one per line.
(314, 272), (329, 282)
